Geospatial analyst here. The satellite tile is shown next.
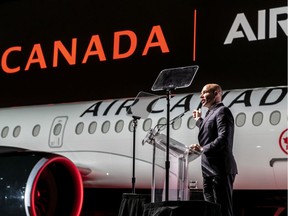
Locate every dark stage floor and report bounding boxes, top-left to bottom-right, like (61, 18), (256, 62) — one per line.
(80, 188), (287, 216)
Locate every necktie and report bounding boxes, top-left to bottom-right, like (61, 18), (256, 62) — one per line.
(205, 110), (210, 118)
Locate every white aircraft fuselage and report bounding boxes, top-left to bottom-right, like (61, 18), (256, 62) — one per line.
(0, 86), (286, 191)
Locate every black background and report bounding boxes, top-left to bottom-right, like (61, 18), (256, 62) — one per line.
(0, 0), (286, 107)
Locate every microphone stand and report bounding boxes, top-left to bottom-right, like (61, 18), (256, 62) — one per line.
(132, 115), (140, 193)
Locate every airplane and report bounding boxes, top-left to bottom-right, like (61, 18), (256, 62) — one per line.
(0, 85), (287, 216)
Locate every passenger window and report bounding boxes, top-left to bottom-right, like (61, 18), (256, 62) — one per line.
(252, 112), (263, 126)
(270, 111), (281, 125)
(75, 122), (84, 135)
(157, 117), (167, 131)
(1, 126), (9, 138)
(187, 116), (196, 129)
(32, 124), (41, 137)
(128, 120), (134, 132)
(88, 121), (97, 134)
(115, 120), (124, 133)
(143, 118), (152, 132)
(172, 118), (182, 130)
(54, 123), (63, 136)
(13, 126), (21, 137)
(102, 121), (110, 134)
(235, 113), (246, 127)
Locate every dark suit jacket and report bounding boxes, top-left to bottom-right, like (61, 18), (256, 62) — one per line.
(196, 103), (238, 177)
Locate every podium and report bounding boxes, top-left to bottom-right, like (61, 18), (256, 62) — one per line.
(143, 131), (202, 203)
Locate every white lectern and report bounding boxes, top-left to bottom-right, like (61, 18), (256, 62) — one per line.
(143, 130), (202, 202)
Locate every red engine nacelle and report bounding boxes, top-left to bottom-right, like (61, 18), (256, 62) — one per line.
(0, 146), (83, 216)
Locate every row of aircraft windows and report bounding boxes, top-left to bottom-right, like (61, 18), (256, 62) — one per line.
(0, 110), (282, 139)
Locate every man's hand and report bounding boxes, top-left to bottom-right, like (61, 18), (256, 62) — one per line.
(189, 143), (203, 154)
(192, 109), (201, 121)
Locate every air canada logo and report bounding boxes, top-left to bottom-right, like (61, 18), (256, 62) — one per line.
(279, 129), (288, 154)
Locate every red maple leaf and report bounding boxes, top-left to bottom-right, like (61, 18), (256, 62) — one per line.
(283, 137), (288, 144)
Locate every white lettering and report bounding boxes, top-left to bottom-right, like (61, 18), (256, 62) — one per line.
(258, 10), (266, 40)
(224, 6), (288, 44)
(224, 13), (256, 44)
(269, 6), (288, 38)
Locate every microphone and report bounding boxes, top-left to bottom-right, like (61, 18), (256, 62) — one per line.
(142, 128), (159, 145)
(142, 109), (189, 145)
(170, 109), (189, 125)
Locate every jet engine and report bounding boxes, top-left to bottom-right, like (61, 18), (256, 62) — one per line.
(0, 146), (83, 216)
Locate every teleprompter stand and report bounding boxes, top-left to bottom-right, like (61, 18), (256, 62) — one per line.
(151, 65), (199, 201)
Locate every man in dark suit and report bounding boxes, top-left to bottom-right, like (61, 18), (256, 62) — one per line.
(189, 83), (238, 216)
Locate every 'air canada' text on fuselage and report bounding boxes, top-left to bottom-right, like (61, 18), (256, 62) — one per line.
(80, 86), (287, 117)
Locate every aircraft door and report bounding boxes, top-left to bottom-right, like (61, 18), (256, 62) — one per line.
(270, 158), (287, 189)
(49, 116), (68, 148)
